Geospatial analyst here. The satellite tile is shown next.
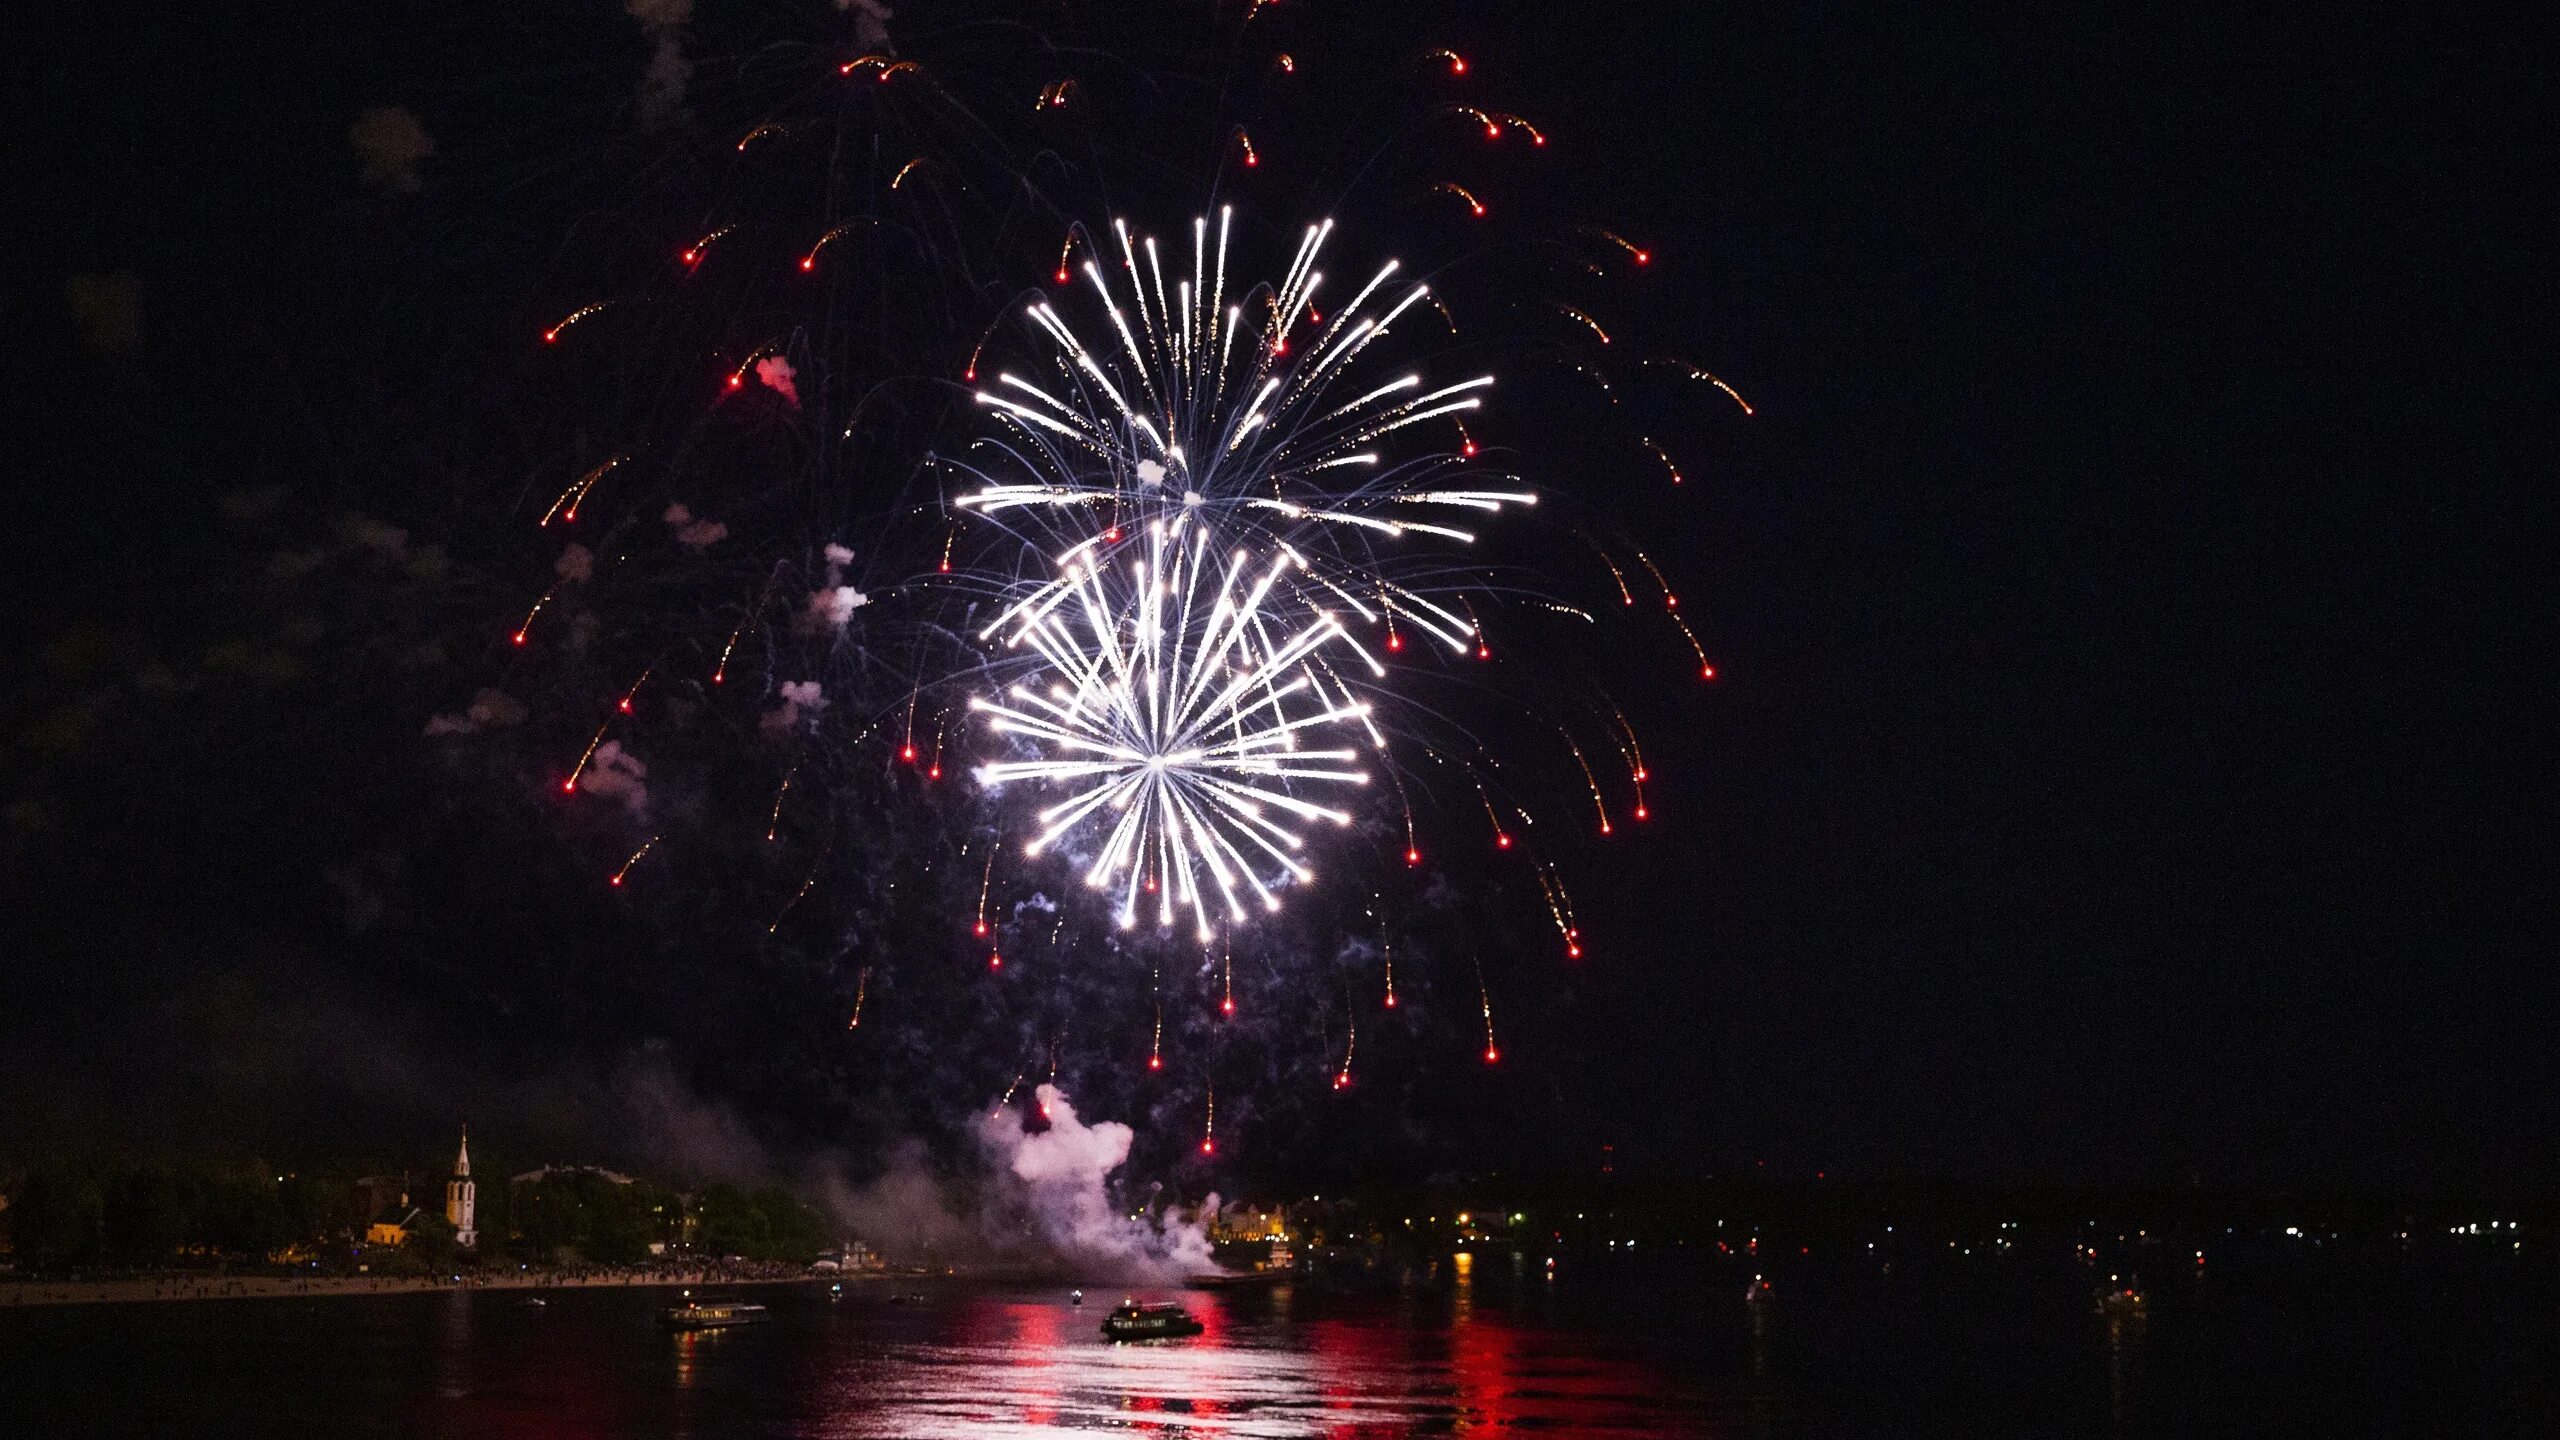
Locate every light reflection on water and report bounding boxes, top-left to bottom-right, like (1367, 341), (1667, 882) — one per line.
(782, 1284), (1710, 1438)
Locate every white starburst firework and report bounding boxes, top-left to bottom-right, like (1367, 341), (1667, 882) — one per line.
(974, 515), (1374, 938)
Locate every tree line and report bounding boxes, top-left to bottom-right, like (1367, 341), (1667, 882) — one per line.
(2, 1160), (832, 1273)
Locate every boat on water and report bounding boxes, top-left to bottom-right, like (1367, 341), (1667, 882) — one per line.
(2096, 1283), (2146, 1316)
(1101, 1300), (1204, 1341)
(660, 1299), (772, 1330)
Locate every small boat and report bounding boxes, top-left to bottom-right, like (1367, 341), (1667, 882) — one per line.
(518, 1297), (548, 1309)
(661, 1299), (771, 1330)
(1102, 1299), (1204, 1341)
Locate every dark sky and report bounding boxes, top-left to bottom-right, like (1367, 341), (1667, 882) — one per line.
(4, 2), (2548, 1190)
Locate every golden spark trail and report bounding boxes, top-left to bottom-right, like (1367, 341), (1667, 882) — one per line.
(1642, 436), (1684, 486)
(610, 836), (658, 887)
(1556, 305), (1611, 344)
(541, 300), (618, 345)
(542, 455), (627, 526)
(1646, 359), (1755, 416)
(974, 844), (999, 936)
(767, 868), (818, 933)
(564, 723), (610, 794)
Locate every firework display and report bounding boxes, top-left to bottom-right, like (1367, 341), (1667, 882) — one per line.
(440, 0), (1753, 1160)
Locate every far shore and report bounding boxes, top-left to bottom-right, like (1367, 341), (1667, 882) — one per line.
(1, 1264), (905, 1309)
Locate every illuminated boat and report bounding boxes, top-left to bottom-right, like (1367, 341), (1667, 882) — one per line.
(1101, 1300), (1204, 1341)
(660, 1299), (771, 1330)
(2096, 1282), (2146, 1316)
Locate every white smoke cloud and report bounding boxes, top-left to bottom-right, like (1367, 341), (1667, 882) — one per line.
(823, 542), (856, 570)
(762, 679), (828, 733)
(814, 1088), (1220, 1280)
(974, 1086), (1219, 1279)
(662, 503), (728, 549)
(424, 687), (529, 737)
(578, 740), (650, 814)
(554, 542), (594, 584)
(836, 0), (895, 52)
(349, 106), (434, 193)
(805, 585), (869, 631)
(754, 354), (801, 406)
(626, 0), (693, 129)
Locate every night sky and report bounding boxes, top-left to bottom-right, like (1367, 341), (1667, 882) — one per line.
(5, 2), (2547, 1191)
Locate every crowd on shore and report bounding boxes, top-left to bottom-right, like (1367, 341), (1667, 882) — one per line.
(1, 1258), (839, 1308)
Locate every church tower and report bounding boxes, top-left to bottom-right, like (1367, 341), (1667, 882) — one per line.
(445, 1125), (477, 1249)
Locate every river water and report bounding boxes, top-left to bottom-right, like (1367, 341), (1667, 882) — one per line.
(2, 1249), (2546, 1436)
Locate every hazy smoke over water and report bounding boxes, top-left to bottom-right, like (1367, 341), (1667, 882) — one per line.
(821, 1086), (1219, 1281)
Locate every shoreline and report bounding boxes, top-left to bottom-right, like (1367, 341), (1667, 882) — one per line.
(0, 1267), (888, 1309)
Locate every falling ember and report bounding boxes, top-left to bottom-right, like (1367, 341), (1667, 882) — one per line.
(974, 844), (998, 936)
(564, 723), (611, 794)
(991, 1070), (1024, 1119)
(1669, 609), (1716, 679)
(1642, 437), (1685, 486)
(723, 345), (780, 392)
(1426, 48), (1468, 75)
(890, 156), (930, 189)
(1565, 734), (1613, 835)
(617, 662), (654, 714)
(767, 869), (818, 933)
(988, 949), (1004, 971)
(1632, 549), (1679, 609)
(1476, 961), (1499, 1063)
(735, 122), (788, 153)
(1598, 230), (1652, 266)
(1555, 305), (1611, 345)
(766, 772), (793, 841)
(1275, 53), (1295, 75)
(1447, 105), (1502, 140)
(540, 300), (616, 345)
(679, 224), (736, 268)
(542, 455), (627, 527)
(1432, 182), (1487, 218)
(899, 689), (918, 761)
(1220, 933), (1236, 1017)
(1455, 418), (1479, 456)
(610, 836), (659, 887)
(1535, 863), (1583, 957)
(1054, 230), (1077, 285)
(801, 223), (864, 273)
(1235, 128), (1259, 167)
(1334, 1009), (1356, 1089)
(1500, 113), (1548, 146)
(1148, 967), (1164, 1070)
(1476, 781), (1513, 851)
(847, 967), (870, 1029)
(1200, 1082), (1216, 1155)
(712, 618), (748, 685)
(1382, 937), (1398, 1008)
(514, 590), (554, 646)
(1646, 359), (1756, 416)
(1035, 78), (1078, 109)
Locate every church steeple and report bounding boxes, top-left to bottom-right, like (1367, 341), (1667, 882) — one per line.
(445, 1124), (477, 1248)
